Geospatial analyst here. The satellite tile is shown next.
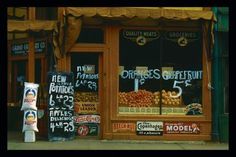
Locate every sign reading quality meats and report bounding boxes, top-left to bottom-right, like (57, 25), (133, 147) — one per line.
(47, 72), (75, 141)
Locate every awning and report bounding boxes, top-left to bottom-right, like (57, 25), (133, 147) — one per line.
(62, 7), (215, 60)
(8, 20), (62, 58)
(65, 7), (216, 21)
(8, 20), (58, 32)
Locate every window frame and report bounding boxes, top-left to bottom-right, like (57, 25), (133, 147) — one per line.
(113, 25), (210, 121)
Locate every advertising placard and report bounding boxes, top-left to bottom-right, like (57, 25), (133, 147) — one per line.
(112, 123), (135, 133)
(76, 123), (99, 136)
(164, 122), (200, 134)
(136, 121), (163, 135)
(74, 114), (100, 124)
(47, 71), (75, 141)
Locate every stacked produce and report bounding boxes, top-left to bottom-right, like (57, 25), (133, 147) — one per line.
(119, 92), (129, 105)
(153, 91), (160, 105)
(75, 92), (98, 102)
(119, 89), (182, 107)
(119, 90), (154, 107)
(161, 90), (181, 106)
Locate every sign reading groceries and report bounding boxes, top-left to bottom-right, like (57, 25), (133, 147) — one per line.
(164, 122), (200, 134)
(136, 121), (163, 136)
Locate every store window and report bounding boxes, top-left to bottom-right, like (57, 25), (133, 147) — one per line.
(77, 27), (104, 43)
(118, 29), (203, 116)
(36, 7), (58, 20)
(71, 53), (100, 137)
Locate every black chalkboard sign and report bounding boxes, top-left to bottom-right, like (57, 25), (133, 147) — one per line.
(47, 71), (75, 141)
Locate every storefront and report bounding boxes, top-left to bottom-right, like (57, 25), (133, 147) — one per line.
(55, 7), (215, 140)
(8, 7), (216, 141)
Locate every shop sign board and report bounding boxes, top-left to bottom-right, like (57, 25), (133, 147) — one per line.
(11, 38), (47, 55)
(76, 123), (99, 136)
(136, 121), (163, 135)
(164, 31), (200, 47)
(74, 114), (100, 124)
(47, 71), (75, 141)
(164, 122), (200, 134)
(123, 29), (160, 46)
(74, 102), (98, 114)
(112, 123), (135, 133)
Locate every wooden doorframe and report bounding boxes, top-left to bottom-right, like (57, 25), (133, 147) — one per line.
(67, 46), (107, 139)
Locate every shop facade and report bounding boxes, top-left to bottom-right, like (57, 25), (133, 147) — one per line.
(8, 7), (216, 141)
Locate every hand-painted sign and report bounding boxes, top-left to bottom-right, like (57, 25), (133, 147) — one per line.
(47, 71), (75, 141)
(120, 68), (202, 99)
(123, 29), (160, 46)
(112, 123), (135, 132)
(164, 122), (200, 134)
(136, 121), (163, 135)
(75, 65), (98, 91)
(11, 38), (47, 55)
(164, 31), (200, 47)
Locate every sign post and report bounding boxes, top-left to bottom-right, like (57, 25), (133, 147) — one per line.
(47, 71), (75, 141)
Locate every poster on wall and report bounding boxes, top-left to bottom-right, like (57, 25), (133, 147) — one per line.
(136, 121), (163, 136)
(47, 71), (75, 141)
(164, 122), (200, 134)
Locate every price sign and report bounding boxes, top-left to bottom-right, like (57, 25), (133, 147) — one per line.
(47, 71), (75, 141)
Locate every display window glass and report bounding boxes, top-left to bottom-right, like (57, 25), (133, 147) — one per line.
(77, 28), (104, 43)
(71, 53), (100, 137)
(118, 29), (203, 116)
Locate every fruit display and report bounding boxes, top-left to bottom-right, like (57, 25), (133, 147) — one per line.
(153, 91), (160, 105)
(161, 90), (181, 106)
(119, 90), (154, 107)
(119, 89), (182, 107)
(75, 92), (99, 102)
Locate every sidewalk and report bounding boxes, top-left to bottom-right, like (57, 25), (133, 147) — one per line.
(7, 131), (229, 150)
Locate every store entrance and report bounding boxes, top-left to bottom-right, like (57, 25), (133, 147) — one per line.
(71, 52), (102, 139)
